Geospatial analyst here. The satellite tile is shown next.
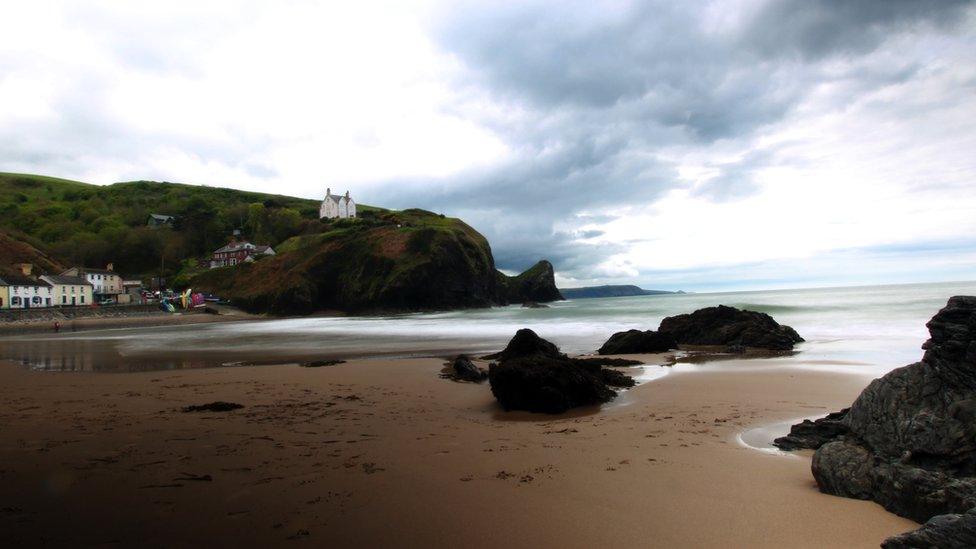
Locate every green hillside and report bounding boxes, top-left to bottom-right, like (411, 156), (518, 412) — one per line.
(0, 172), (376, 280)
(191, 208), (561, 314)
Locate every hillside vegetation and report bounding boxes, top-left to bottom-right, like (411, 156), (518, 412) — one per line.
(2, 172), (562, 313)
(0, 172), (363, 278)
(191, 209), (561, 314)
(0, 230), (65, 278)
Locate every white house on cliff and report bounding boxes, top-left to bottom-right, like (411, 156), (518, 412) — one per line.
(319, 188), (356, 219)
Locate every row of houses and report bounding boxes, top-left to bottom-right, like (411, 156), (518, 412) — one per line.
(0, 263), (141, 310)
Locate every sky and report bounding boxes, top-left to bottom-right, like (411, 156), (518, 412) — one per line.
(1, 0), (975, 291)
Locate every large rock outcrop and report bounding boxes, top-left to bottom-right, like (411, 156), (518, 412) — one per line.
(597, 329), (677, 355)
(775, 296), (976, 547)
(658, 305), (803, 351)
(498, 260), (564, 304)
(192, 209), (562, 314)
(488, 329), (634, 414)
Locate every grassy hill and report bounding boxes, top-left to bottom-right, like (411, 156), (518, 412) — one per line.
(0, 172), (376, 280)
(1, 172), (562, 313)
(191, 208), (561, 314)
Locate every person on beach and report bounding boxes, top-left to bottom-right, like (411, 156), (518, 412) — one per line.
(53, 321), (61, 333)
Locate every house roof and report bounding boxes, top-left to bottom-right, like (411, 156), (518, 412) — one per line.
(149, 213), (175, 221)
(66, 267), (118, 276)
(212, 242), (274, 255)
(213, 241), (255, 254)
(0, 275), (51, 287)
(40, 275), (92, 286)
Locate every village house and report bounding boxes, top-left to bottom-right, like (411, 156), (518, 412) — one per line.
(61, 264), (124, 303)
(0, 278), (7, 309)
(0, 274), (52, 309)
(319, 188), (356, 219)
(209, 241), (276, 268)
(147, 213), (175, 228)
(40, 275), (94, 307)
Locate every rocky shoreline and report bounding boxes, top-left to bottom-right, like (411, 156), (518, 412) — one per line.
(774, 296), (976, 548)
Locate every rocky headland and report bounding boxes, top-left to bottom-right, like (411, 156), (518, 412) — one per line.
(192, 209), (563, 315)
(774, 296), (976, 548)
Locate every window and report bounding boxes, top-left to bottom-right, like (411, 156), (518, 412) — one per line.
(12, 297), (20, 305)
(81, 296), (85, 304)
(62, 295), (66, 304)
(32, 296), (41, 304)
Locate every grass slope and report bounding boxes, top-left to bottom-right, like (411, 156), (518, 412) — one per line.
(191, 209), (502, 314)
(0, 172), (379, 279)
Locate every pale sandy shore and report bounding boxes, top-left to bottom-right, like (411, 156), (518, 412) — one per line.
(0, 354), (916, 548)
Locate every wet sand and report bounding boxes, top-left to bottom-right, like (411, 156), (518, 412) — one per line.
(0, 355), (915, 547)
(0, 306), (260, 335)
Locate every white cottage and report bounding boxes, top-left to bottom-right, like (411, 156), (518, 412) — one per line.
(319, 188), (356, 219)
(2, 275), (53, 309)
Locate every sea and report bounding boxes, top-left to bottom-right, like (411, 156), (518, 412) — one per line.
(2, 280), (975, 373)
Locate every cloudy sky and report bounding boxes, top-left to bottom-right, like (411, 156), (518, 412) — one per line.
(2, 1), (975, 291)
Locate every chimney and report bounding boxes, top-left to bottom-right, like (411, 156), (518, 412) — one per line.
(106, 263), (114, 272)
(345, 190), (350, 199)
(15, 263), (32, 276)
(327, 187), (331, 197)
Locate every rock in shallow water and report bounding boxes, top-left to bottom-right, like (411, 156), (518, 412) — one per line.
(772, 408), (850, 451)
(777, 296), (976, 546)
(597, 329), (677, 355)
(487, 329), (635, 414)
(658, 305), (803, 351)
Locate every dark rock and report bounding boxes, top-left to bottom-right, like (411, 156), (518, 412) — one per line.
(600, 368), (637, 388)
(487, 329), (634, 413)
(451, 355), (488, 382)
(521, 301), (549, 309)
(598, 329), (677, 355)
(483, 328), (563, 361)
(882, 510), (976, 549)
(500, 260), (564, 304)
(489, 356), (616, 414)
(182, 401), (244, 412)
(300, 359), (346, 368)
(811, 440), (875, 500)
(777, 296), (976, 547)
(772, 408), (850, 451)
(658, 305), (803, 350)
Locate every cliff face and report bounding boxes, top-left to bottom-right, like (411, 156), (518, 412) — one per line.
(191, 209), (561, 314)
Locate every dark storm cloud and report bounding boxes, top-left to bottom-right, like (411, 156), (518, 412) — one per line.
(395, 0), (975, 277)
(746, 0), (973, 61)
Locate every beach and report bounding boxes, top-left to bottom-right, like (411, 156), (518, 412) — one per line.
(0, 304), (261, 336)
(0, 353), (916, 547)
